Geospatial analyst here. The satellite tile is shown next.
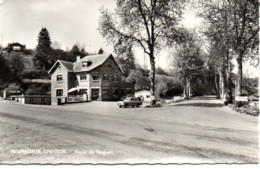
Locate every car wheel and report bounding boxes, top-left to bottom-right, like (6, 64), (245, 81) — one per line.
(132, 105), (135, 108)
(137, 104), (140, 107)
(119, 105), (122, 108)
(124, 104), (128, 108)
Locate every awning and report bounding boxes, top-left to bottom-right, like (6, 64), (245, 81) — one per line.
(68, 87), (78, 93)
(68, 87), (88, 93)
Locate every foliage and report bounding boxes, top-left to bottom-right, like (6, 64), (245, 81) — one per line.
(24, 83), (50, 95)
(155, 67), (169, 76)
(200, 0), (259, 96)
(33, 27), (53, 70)
(114, 42), (136, 76)
(155, 74), (183, 98)
(0, 53), (11, 89)
(172, 30), (206, 98)
(99, 0), (185, 98)
(98, 48), (104, 54)
(70, 44), (89, 58)
(125, 66), (150, 91)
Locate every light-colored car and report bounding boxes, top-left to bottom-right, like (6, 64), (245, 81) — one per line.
(118, 97), (142, 108)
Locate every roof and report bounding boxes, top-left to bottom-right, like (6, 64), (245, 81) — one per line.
(135, 90), (151, 94)
(48, 54), (123, 74)
(59, 60), (74, 72)
(22, 79), (51, 84)
(74, 54), (111, 72)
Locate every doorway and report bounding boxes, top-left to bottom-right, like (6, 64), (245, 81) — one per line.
(91, 89), (100, 100)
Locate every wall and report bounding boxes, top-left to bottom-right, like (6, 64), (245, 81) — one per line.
(51, 64), (69, 105)
(88, 56), (124, 101)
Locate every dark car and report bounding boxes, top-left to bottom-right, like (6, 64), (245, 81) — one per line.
(118, 97), (142, 108)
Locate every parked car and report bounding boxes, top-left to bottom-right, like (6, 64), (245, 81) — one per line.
(118, 97), (142, 108)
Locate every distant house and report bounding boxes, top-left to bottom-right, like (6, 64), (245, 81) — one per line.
(135, 90), (152, 102)
(10, 95), (51, 105)
(48, 54), (134, 105)
(5, 42), (26, 53)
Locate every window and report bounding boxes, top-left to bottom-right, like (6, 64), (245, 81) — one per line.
(56, 89), (63, 97)
(102, 89), (109, 96)
(82, 61), (92, 67)
(92, 73), (99, 81)
(108, 62), (111, 67)
(82, 61), (88, 67)
(41, 98), (45, 104)
(113, 75), (118, 81)
(103, 74), (108, 80)
(57, 74), (63, 81)
(126, 88), (132, 94)
(113, 88), (118, 96)
(80, 74), (87, 81)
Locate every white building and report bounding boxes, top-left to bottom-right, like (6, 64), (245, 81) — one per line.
(134, 90), (152, 102)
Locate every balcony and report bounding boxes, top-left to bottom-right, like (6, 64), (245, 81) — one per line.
(67, 95), (85, 102)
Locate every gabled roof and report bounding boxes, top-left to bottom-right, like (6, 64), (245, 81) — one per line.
(48, 54), (123, 74)
(48, 60), (74, 74)
(59, 60), (74, 72)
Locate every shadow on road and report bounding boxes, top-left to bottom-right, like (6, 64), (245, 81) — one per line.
(174, 103), (224, 107)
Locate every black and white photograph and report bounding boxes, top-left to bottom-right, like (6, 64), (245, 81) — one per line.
(0, 0), (259, 166)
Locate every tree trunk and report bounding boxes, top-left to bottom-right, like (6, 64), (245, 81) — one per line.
(184, 76), (190, 99)
(236, 56), (243, 96)
(218, 68), (225, 101)
(215, 73), (220, 99)
(149, 54), (156, 104)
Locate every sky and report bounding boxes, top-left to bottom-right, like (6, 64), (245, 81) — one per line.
(0, 0), (203, 68)
(0, 0), (258, 77)
(0, 0), (116, 53)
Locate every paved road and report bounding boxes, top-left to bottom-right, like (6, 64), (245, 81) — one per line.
(0, 96), (258, 164)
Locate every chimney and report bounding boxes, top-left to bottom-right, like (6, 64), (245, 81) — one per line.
(76, 55), (81, 62)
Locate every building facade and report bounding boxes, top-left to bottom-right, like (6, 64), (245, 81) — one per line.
(48, 54), (134, 105)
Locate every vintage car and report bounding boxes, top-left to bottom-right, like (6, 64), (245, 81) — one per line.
(118, 97), (142, 108)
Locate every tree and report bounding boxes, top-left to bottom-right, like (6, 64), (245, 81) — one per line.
(8, 52), (25, 81)
(114, 41), (136, 76)
(98, 48), (104, 54)
(125, 66), (150, 91)
(70, 44), (89, 58)
(155, 74), (183, 98)
(200, 0), (259, 97)
(0, 53), (11, 89)
(99, 0), (184, 101)
(172, 31), (205, 99)
(33, 27), (52, 70)
(228, 0), (259, 96)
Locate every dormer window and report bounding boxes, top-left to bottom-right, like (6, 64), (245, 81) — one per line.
(82, 61), (92, 67)
(82, 61), (88, 67)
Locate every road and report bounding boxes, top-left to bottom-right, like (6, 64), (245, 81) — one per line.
(0, 96), (258, 164)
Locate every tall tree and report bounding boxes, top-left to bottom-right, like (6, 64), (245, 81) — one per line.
(99, 0), (184, 101)
(33, 27), (52, 70)
(229, 0), (259, 96)
(200, 0), (259, 97)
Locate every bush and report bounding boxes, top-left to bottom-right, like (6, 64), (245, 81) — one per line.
(234, 101), (248, 107)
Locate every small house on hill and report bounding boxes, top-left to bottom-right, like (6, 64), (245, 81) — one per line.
(5, 42), (26, 53)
